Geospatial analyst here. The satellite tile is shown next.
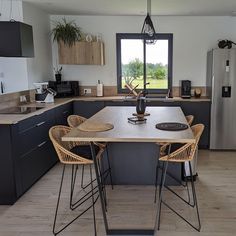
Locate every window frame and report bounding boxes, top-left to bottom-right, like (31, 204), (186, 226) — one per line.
(116, 33), (173, 94)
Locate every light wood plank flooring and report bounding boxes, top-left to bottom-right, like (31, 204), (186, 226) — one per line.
(0, 150), (236, 236)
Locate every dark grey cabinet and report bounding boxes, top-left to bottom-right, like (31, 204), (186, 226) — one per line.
(105, 100), (136, 106)
(54, 102), (73, 125)
(73, 101), (105, 118)
(146, 100), (181, 107)
(0, 104), (72, 205)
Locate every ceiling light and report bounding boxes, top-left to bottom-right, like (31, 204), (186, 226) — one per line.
(141, 0), (156, 44)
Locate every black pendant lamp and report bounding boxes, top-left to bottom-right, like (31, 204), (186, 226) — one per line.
(141, 0), (156, 44)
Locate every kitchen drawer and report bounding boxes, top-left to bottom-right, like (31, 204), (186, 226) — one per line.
(20, 140), (57, 193)
(17, 109), (55, 133)
(15, 117), (55, 157)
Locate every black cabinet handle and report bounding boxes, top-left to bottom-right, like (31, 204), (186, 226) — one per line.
(36, 121), (46, 127)
(63, 110), (69, 114)
(38, 141), (47, 148)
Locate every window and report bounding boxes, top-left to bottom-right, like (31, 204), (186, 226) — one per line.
(116, 33), (173, 94)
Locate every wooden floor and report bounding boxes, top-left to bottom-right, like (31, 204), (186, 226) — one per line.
(0, 150), (236, 236)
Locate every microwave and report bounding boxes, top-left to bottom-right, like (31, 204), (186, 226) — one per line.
(48, 81), (79, 98)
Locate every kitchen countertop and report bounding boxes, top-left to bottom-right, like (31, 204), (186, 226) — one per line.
(0, 96), (211, 125)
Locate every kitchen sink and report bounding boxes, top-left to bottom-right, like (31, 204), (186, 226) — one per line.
(0, 106), (43, 114)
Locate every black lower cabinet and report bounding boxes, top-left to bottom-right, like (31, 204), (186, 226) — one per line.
(20, 141), (56, 193)
(73, 101), (105, 118)
(54, 102), (73, 125)
(0, 125), (17, 204)
(0, 106), (68, 205)
(105, 100), (136, 106)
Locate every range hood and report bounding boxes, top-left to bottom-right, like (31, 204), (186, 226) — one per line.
(0, 21), (34, 57)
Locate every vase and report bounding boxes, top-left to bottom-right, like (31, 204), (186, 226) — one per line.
(55, 74), (61, 83)
(136, 97), (146, 115)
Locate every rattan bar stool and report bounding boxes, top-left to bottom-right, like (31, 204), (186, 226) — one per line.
(155, 115), (195, 199)
(155, 124), (204, 232)
(67, 115), (114, 194)
(49, 125), (105, 235)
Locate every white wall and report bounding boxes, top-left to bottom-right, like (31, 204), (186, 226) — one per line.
(0, 0), (28, 94)
(0, 1), (52, 94)
(23, 2), (53, 89)
(51, 15), (236, 87)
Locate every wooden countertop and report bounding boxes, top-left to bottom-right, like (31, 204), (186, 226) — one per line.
(0, 96), (211, 125)
(62, 106), (195, 143)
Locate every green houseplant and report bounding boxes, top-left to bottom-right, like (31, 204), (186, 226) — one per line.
(51, 18), (82, 47)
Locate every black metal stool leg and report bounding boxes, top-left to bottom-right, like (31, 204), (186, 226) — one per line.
(106, 146), (114, 189)
(155, 161), (168, 231)
(98, 158), (108, 211)
(154, 159), (160, 203)
(70, 164), (78, 209)
(189, 161), (201, 231)
(90, 165), (97, 236)
(53, 164), (66, 235)
(81, 165), (85, 189)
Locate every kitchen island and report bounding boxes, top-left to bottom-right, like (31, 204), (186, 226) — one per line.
(62, 106), (195, 235)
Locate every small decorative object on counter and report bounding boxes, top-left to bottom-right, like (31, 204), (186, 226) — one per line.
(136, 96), (146, 115)
(54, 66), (62, 83)
(96, 80), (103, 97)
(194, 88), (202, 98)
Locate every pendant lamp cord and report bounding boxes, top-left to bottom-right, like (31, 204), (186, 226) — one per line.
(10, 0), (14, 21)
(147, 0), (151, 15)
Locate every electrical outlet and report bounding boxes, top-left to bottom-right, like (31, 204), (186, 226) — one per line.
(84, 88), (92, 95)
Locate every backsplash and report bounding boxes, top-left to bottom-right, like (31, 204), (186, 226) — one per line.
(0, 90), (32, 110)
(0, 86), (207, 110)
(80, 86), (207, 97)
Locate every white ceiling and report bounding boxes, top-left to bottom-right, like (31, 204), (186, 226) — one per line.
(23, 0), (236, 16)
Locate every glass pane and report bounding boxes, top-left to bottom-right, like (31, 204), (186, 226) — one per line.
(121, 39), (144, 89)
(146, 40), (168, 90)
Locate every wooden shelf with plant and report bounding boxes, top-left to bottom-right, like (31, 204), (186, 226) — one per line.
(51, 18), (105, 65)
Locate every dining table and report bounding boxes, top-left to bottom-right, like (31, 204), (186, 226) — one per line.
(62, 106), (195, 235)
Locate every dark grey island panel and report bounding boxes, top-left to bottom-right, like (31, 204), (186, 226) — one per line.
(104, 142), (181, 185)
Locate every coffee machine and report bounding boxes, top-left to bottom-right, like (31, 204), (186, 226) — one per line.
(180, 80), (191, 98)
(34, 82), (57, 103)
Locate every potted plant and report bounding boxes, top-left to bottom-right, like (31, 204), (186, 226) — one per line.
(51, 18), (82, 47)
(54, 66), (62, 83)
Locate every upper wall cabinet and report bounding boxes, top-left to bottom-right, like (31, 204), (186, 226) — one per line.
(58, 41), (105, 65)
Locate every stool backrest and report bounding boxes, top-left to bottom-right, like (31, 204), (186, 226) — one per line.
(49, 125), (93, 165)
(186, 115), (194, 126)
(161, 124), (204, 162)
(67, 115), (87, 128)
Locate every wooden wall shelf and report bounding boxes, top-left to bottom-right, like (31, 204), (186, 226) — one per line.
(58, 41), (105, 65)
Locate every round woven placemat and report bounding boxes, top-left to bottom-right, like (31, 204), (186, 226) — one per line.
(78, 121), (114, 132)
(156, 122), (188, 131)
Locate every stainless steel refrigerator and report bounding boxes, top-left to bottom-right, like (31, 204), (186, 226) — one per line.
(207, 49), (236, 150)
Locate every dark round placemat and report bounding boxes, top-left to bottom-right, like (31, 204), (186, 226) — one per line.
(156, 122), (188, 131)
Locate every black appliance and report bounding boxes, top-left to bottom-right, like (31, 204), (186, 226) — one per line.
(0, 21), (34, 57)
(48, 81), (79, 98)
(180, 80), (191, 98)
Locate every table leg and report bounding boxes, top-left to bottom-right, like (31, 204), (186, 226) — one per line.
(90, 142), (109, 233)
